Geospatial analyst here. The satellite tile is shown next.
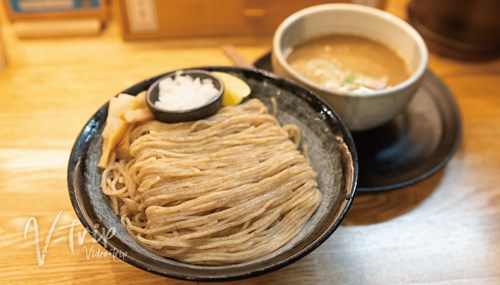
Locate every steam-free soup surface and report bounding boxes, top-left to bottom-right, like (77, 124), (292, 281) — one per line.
(286, 34), (410, 94)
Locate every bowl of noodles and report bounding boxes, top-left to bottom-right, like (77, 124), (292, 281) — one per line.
(67, 66), (357, 281)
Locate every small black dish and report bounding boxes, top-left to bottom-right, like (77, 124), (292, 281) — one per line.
(254, 52), (462, 192)
(146, 69), (224, 123)
(67, 66), (357, 281)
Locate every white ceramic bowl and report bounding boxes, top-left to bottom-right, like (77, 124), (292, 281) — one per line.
(272, 4), (428, 131)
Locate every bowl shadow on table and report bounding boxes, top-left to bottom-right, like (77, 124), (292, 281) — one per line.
(342, 110), (447, 225)
(107, 254), (330, 285)
(108, 259), (195, 285)
(343, 169), (444, 226)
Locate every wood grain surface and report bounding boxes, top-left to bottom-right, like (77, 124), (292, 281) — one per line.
(1, 1), (499, 284)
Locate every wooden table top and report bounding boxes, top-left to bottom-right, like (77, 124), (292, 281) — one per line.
(1, 1), (499, 284)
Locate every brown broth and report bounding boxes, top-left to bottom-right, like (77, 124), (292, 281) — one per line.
(286, 34), (410, 94)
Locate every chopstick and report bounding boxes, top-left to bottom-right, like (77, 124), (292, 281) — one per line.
(221, 44), (254, 68)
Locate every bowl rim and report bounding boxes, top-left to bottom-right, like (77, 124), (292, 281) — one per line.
(67, 66), (358, 281)
(272, 3), (429, 98)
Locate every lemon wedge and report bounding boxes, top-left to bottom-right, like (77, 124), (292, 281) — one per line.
(212, 72), (251, 106)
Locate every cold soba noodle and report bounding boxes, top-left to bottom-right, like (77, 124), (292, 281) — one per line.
(287, 34), (410, 94)
(100, 98), (321, 264)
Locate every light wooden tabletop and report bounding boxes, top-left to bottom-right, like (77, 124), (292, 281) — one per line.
(1, 1), (500, 284)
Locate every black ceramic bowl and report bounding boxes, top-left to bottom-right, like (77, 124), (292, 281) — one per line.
(67, 66), (358, 282)
(146, 69), (224, 123)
